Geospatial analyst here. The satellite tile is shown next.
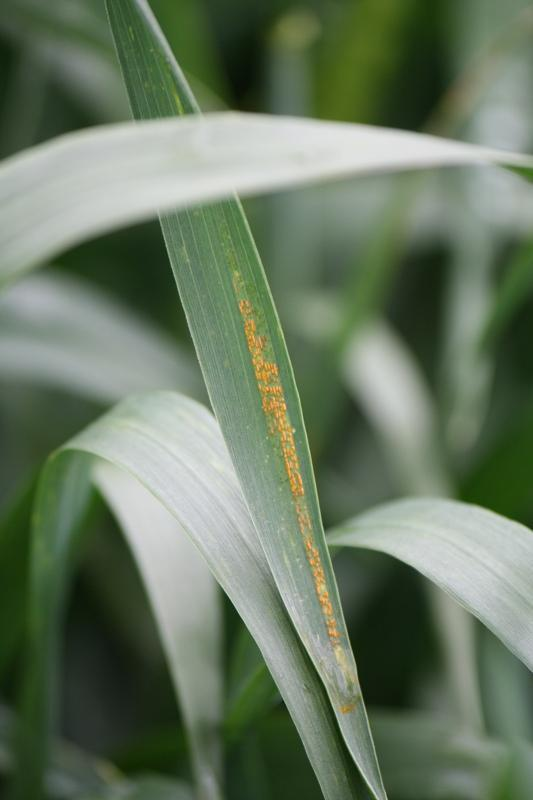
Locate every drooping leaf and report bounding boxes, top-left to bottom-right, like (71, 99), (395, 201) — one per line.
(12, 400), (222, 800)
(15, 391), (360, 800)
(1, 113), (533, 287)
(329, 498), (533, 672)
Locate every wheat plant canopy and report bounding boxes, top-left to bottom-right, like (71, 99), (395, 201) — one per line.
(328, 498), (533, 673)
(1, 114), (533, 286)
(18, 391), (359, 800)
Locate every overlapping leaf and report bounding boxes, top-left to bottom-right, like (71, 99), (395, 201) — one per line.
(329, 498), (533, 672)
(106, 1), (383, 795)
(16, 392), (359, 800)
(1, 113), (533, 287)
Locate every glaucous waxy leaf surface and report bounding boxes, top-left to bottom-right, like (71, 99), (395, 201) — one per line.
(329, 498), (533, 672)
(106, 1), (384, 796)
(16, 392), (360, 800)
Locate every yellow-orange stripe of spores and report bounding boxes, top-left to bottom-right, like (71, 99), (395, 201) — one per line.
(234, 274), (341, 646)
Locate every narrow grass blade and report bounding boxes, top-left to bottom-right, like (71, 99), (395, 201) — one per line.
(341, 319), (448, 496)
(329, 498), (533, 672)
(479, 238), (533, 351)
(0, 479), (34, 679)
(439, 203), (494, 456)
(106, 2), (383, 795)
(1, 114), (533, 286)
(0, 271), (199, 402)
(225, 629), (279, 745)
(16, 392), (359, 800)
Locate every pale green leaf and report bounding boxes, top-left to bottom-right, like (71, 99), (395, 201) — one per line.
(16, 391), (359, 800)
(329, 498), (533, 672)
(1, 114), (533, 286)
(13, 400), (222, 800)
(341, 320), (448, 496)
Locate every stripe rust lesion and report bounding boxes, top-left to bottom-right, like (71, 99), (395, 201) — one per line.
(233, 270), (341, 647)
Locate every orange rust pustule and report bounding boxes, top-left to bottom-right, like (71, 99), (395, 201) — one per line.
(339, 700), (358, 715)
(234, 274), (341, 644)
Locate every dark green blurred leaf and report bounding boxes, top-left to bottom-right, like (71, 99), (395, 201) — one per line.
(480, 239), (533, 351)
(80, 774), (193, 800)
(462, 405), (533, 519)
(225, 628), (279, 745)
(371, 711), (508, 800)
(0, 478), (34, 679)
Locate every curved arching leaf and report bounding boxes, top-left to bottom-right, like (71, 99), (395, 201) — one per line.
(329, 498), (533, 672)
(1, 113), (533, 287)
(15, 391), (360, 800)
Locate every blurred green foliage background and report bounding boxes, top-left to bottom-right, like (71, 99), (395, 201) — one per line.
(2, 1), (533, 798)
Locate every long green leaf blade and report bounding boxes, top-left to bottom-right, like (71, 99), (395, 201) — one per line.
(1, 114), (533, 287)
(17, 392), (359, 800)
(328, 498), (533, 671)
(107, 1), (383, 795)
